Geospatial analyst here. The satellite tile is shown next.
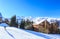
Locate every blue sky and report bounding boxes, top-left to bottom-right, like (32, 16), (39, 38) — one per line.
(0, 0), (60, 18)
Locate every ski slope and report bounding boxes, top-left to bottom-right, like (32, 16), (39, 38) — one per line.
(0, 27), (60, 39)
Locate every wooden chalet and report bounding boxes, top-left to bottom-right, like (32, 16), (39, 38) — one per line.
(33, 19), (59, 34)
(33, 19), (51, 34)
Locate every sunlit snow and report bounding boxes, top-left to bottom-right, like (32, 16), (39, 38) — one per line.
(0, 27), (60, 39)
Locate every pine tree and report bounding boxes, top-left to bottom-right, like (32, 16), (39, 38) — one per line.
(24, 19), (34, 30)
(9, 15), (18, 28)
(20, 19), (25, 29)
(20, 19), (34, 30)
(16, 20), (18, 28)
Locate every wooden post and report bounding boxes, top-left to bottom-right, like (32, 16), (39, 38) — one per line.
(44, 20), (46, 31)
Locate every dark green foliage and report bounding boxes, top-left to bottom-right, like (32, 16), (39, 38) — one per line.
(16, 20), (18, 27)
(25, 19), (33, 26)
(20, 19), (34, 30)
(9, 15), (18, 28)
(20, 19), (25, 29)
(24, 19), (34, 30)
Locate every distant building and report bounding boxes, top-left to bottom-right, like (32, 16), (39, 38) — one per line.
(33, 19), (59, 34)
(33, 19), (50, 34)
(0, 13), (2, 23)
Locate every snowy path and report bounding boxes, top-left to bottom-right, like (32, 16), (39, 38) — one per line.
(0, 27), (60, 39)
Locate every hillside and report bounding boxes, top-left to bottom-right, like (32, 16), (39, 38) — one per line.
(0, 26), (60, 39)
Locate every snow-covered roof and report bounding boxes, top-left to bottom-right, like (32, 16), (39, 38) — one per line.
(33, 19), (46, 25)
(0, 23), (9, 27)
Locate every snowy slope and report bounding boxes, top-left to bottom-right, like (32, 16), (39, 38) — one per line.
(25, 30), (60, 39)
(0, 27), (45, 39)
(0, 27), (60, 39)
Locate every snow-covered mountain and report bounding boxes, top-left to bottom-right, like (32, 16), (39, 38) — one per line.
(17, 16), (60, 23)
(17, 16), (60, 21)
(16, 16), (60, 24)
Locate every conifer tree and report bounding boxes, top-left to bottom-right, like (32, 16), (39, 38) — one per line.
(20, 19), (25, 29)
(9, 15), (18, 28)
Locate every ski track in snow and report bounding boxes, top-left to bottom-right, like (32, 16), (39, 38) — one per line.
(5, 29), (15, 39)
